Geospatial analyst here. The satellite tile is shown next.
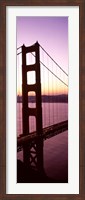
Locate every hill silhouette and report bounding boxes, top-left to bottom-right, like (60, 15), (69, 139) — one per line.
(17, 94), (68, 103)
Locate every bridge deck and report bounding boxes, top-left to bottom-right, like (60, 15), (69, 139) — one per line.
(17, 120), (68, 152)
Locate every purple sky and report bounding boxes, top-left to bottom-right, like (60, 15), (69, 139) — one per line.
(17, 17), (68, 72)
(17, 17), (68, 95)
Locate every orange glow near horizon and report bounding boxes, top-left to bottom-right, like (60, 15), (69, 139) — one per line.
(17, 70), (68, 96)
(17, 48), (68, 97)
(17, 85), (68, 96)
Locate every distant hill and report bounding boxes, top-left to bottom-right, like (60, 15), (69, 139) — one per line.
(17, 94), (68, 103)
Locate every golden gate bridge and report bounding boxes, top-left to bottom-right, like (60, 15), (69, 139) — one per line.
(17, 42), (68, 179)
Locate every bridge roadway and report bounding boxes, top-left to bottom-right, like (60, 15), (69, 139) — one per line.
(17, 120), (68, 152)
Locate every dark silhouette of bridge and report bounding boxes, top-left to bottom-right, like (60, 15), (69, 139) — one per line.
(17, 42), (68, 182)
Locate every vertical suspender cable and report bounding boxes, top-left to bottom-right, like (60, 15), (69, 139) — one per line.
(47, 56), (50, 127)
(51, 60), (54, 125)
(56, 65), (58, 124)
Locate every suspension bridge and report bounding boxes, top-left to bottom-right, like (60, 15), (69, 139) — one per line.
(17, 42), (68, 178)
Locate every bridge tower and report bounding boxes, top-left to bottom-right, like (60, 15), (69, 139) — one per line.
(22, 42), (43, 173)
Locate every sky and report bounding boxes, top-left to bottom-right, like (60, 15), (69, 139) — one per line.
(17, 17), (68, 95)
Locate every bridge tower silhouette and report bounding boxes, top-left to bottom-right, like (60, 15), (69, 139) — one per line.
(22, 42), (43, 173)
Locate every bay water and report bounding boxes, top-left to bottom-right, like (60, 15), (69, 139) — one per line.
(17, 103), (68, 181)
